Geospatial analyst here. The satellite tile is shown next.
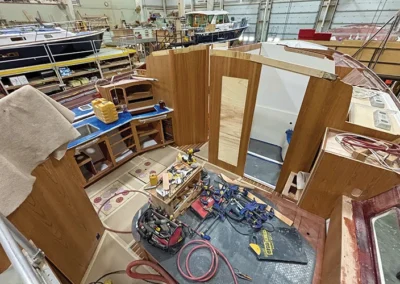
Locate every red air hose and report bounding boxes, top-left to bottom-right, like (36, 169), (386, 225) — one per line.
(177, 240), (238, 284)
(126, 260), (176, 284)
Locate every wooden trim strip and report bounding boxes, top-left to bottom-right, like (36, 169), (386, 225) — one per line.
(210, 50), (338, 80)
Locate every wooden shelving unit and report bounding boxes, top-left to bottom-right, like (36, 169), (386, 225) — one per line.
(73, 113), (174, 186)
(0, 48), (136, 96)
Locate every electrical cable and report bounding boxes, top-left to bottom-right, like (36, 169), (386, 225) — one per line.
(225, 215), (251, 236)
(96, 190), (150, 234)
(88, 270), (126, 284)
(126, 259), (175, 284)
(335, 133), (400, 174)
(177, 240), (238, 284)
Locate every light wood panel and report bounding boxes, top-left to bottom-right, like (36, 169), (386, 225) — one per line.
(229, 43), (261, 53)
(209, 55), (261, 175)
(217, 76), (248, 166)
(0, 150), (104, 283)
(307, 40), (400, 77)
(211, 50), (337, 80)
(275, 77), (353, 193)
(145, 54), (174, 107)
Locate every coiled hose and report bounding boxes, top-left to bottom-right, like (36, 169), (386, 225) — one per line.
(177, 240), (238, 283)
(126, 260), (176, 284)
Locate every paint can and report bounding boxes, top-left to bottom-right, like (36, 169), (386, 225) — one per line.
(149, 173), (158, 186)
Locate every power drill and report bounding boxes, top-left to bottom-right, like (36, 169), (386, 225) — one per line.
(183, 148), (200, 165)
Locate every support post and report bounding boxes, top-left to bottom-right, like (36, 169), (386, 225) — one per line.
(261, 0), (271, 41)
(64, 0), (76, 20)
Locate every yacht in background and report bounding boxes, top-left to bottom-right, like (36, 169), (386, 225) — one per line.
(0, 23), (104, 70)
(185, 11), (248, 44)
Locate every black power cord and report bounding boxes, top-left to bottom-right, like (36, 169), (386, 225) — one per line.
(226, 214), (275, 236)
(226, 215), (251, 236)
(88, 270), (125, 284)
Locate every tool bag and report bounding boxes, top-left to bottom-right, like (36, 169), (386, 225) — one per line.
(137, 207), (186, 254)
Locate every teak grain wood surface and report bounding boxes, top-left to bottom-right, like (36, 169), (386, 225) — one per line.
(275, 77), (352, 193)
(298, 128), (400, 218)
(146, 46), (209, 146)
(0, 150), (104, 283)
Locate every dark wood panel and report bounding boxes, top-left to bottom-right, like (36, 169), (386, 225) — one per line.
(170, 47), (209, 145)
(146, 47), (209, 146)
(208, 54), (261, 175)
(0, 150), (104, 283)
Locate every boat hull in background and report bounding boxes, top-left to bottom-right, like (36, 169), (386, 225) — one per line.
(0, 31), (104, 70)
(194, 26), (247, 44)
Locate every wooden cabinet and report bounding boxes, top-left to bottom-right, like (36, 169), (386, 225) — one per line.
(0, 151), (104, 283)
(73, 113), (174, 186)
(97, 79), (156, 111)
(298, 128), (400, 218)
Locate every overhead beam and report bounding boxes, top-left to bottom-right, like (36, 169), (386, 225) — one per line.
(211, 50), (338, 80)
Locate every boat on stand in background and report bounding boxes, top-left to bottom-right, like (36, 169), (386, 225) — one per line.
(0, 21), (104, 70)
(184, 11), (248, 44)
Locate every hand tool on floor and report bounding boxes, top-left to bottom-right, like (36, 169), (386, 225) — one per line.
(201, 204), (225, 238)
(249, 227), (308, 264)
(225, 199), (245, 222)
(179, 220), (211, 241)
(137, 207), (186, 254)
(234, 268), (252, 281)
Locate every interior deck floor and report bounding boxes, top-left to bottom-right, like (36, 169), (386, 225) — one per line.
(80, 145), (324, 284)
(249, 138), (283, 163)
(245, 153), (282, 186)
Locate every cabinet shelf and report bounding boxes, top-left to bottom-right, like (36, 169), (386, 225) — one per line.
(61, 69), (100, 79)
(110, 134), (134, 147)
(5, 76), (59, 91)
(138, 129), (159, 137)
(37, 83), (61, 93)
(101, 60), (130, 69)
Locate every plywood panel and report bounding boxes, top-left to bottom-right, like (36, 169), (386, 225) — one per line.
(0, 150), (104, 283)
(218, 76), (248, 166)
(209, 55), (261, 175)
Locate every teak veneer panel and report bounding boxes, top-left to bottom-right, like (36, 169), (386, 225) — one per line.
(209, 55), (261, 175)
(0, 150), (104, 283)
(169, 48), (209, 145)
(146, 47), (209, 145)
(275, 77), (352, 193)
(299, 149), (400, 218)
